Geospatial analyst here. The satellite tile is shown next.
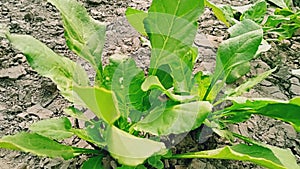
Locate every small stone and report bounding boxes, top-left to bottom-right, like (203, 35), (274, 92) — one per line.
(189, 159), (207, 169)
(238, 123), (249, 137)
(291, 84), (300, 96)
(291, 42), (300, 50)
(0, 65), (26, 79)
(290, 77), (299, 84)
(26, 104), (53, 119)
(281, 124), (297, 139)
(281, 39), (291, 46)
(0, 104), (6, 112)
(16, 162), (27, 169)
(87, 0), (101, 4)
(175, 165), (187, 169)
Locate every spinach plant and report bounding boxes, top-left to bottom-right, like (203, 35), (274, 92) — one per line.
(1, 0), (300, 168)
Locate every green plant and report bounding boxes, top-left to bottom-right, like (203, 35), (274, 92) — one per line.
(1, 0), (300, 168)
(206, 0), (300, 40)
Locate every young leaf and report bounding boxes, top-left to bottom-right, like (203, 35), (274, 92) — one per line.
(240, 0), (267, 24)
(6, 34), (89, 104)
(134, 101), (212, 135)
(204, 19), (263, 100)
(125, 8), (148, 36)
(219, 97), (300, 132)
(81, 156), (103, 169)
(145, 0), (204, 93)
(173, 143), (300, 169)
(106, 125), (166, 166)
(103, 54), (150, 118)
(142, 76), (197, 102)
(48, 0), (106, 84)
(205, 0), (231, 27)
(0, 133), (92, 160)
(192, 71), (212, 101)
(226, 68), (276, 96)
(29, 117), (73, 140)
(147, 155), (164, 169)
(73, 86), (120, 124)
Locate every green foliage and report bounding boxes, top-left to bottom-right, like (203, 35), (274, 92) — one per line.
(145, 0), (203, 93)
(147, 156), (164, 169)
(204, 19), (263, 100)
(81, 156), (103, 169)
(216, 97), (300, 132)
(264, 8), (300, 40)
(173, 143), (300, 169)
(207, 0), (300, 40)
(240, 0), (267, 24)
(125, 8), (148, 36)
(73, 86), (120, 124)
(48, 0), (106, 85)
(106, 125), (166, 166)
(6, 34), (89, 104)
(1, 0), (300, 168)
(29, 117), (73, 140)
(0, 133), (97, 160)
(205, 0), (231, 27)
(134, 101), (212, 135)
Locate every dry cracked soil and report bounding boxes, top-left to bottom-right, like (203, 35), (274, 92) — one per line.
(0, 0), (300, 168)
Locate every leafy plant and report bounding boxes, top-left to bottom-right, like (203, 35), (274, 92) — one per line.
(206, 0), (300, 40)
(1, 0), (300, 168)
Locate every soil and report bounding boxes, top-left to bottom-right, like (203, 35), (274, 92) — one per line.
(0, 0), (299, 168)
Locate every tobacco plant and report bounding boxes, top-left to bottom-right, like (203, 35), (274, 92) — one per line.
(206, 0), (300, 40)
(1, 0), (300, 168)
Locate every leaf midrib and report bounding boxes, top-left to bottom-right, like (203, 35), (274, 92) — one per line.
(152, 0), (181, 74)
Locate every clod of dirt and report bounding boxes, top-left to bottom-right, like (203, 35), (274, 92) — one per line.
(0, 65), (26, 79)
(18, 104), (53, 119)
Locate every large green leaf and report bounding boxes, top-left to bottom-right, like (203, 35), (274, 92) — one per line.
(6, 34), (89, 103)
(204, 19), (263, 100)
(173, 143), (300, 169)
(29, 117), (73, 140)
(107, 125), (166, 166)
(145, 0), (204, 93)
(218, 97), (300, 132)
(103, 54), (150, 118)
(0, 133), (95, 160)
(81, 156), (103, 169)
(48, 0), (106, 84)
(73, 86), (120, 124)
(134, 101), (212, 135)
(125, 8), (148, 36)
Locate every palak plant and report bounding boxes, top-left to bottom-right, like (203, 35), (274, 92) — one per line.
(0, 0), (300, 168)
